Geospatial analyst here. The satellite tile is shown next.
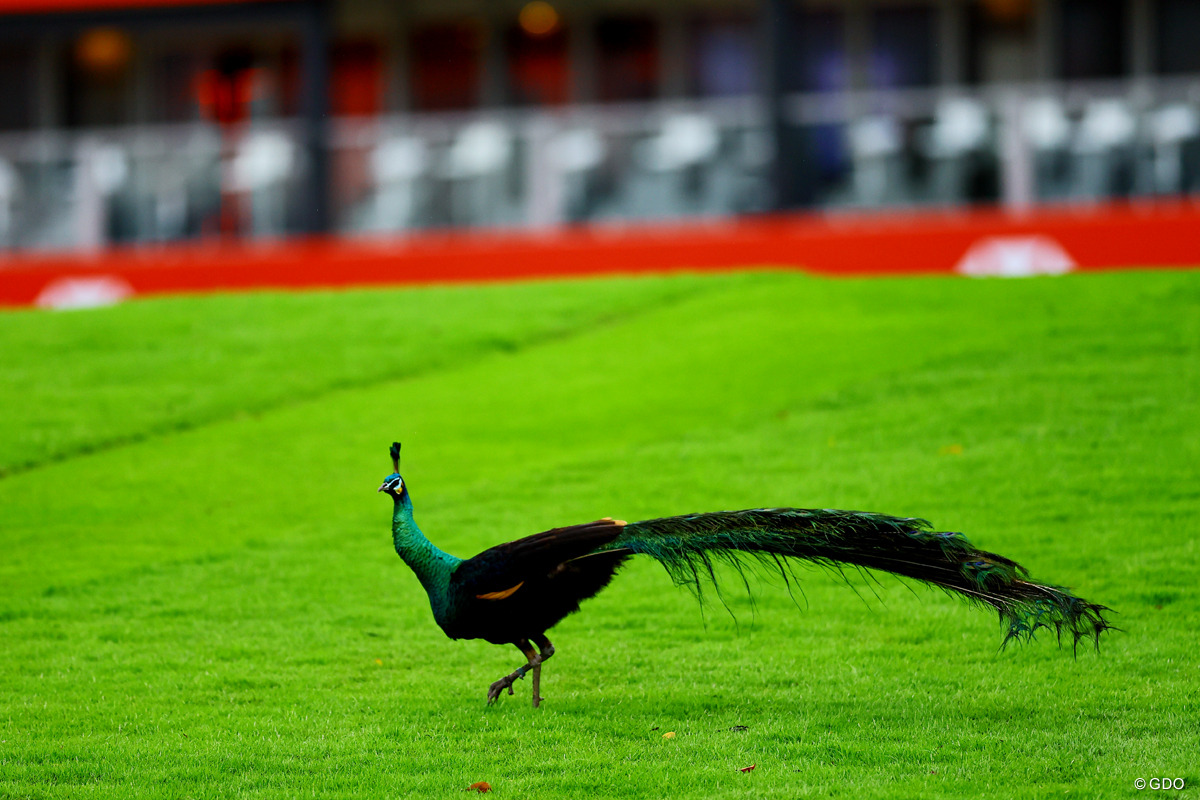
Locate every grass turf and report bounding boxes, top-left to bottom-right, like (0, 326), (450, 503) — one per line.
(1, 269), (1197, 798)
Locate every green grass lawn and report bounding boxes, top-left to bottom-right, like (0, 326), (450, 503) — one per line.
(1, 269), (1197, 799)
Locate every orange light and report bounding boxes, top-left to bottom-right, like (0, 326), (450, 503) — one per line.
(75, 27), (133, 77)
(981, 0), (1033, 24)
(518, 1), (560, 37)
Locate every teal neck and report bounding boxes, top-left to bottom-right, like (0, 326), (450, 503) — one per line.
(391, 493), (462, 612)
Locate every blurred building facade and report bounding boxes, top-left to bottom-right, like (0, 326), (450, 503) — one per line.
(0, 0), (1198, 251)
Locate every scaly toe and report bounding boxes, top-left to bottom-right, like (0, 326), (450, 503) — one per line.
(487, 676), (513, 704)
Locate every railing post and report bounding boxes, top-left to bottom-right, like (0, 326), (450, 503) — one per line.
(300, 0), (331, 235)
(525, 115), (564, 229)
(760, 0), (814, 209)
(999, 91), (1034, 212)
(75, 138), (106, 251)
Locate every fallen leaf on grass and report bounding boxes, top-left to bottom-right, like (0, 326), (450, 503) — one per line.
(662, 732), (676, 739)
(739, 764), (756, 773)
(468, 781), (491, 792)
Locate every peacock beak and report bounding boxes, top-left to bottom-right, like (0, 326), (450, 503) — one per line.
(378, 482), (388, 492)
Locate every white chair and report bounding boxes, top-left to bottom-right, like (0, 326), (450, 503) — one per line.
(1023, 97), (1071, 152)
(927, 97), (990, 158)
(229, 131), (295, 236)
(0, 157), (20, 247)
(361, 136), (429, 232)
(635, 113), (720, 173)
(442, 121), (514, 226)
(921, 98), (992, 203)
(1149, 104), (1199, 194)
(848, 115), (902, 206)
(629, 113), (722, 217)
(1073, 99), (1137, 199)
(1022, 97), (1072, 200)
(550, 128), (606, 175)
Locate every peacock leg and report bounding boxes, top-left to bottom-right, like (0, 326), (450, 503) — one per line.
(530, 661), (541, 709)
(487, 640), (542, 705)
(530, 635), (555, 709)
(532, 633), (555, 662)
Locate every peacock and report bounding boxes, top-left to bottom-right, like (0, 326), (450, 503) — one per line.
(378, 442), (1111, 707)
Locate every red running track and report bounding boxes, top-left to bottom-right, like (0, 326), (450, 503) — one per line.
(1, 202), (1198, 308)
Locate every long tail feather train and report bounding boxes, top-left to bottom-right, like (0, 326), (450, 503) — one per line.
(604, 509), (1112, 650)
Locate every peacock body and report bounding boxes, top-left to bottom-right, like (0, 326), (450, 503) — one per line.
(379, 443), (1111, 706)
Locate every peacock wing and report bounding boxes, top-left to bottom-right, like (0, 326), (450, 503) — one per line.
(450, 518), (627, 598)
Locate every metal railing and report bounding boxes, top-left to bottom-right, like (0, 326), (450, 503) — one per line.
(2, 75), (1198, 252)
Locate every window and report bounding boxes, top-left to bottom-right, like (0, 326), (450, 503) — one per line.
(507, 21), (569, 105)
(66, 28), (135, 127)
(332, 40), (384, 117)
(1158, 0), (1200, 74)
(149, 51), (204, 123)
(1060, 0), (1125, 79)
(792, 10), (847, 93)
(690, 15), (757, 97)
(0, 44), (36, 130)
(410, 23), (483, 111)
(870, 6), (936, 88)
(967, 0), (1035, 84)
(596, 16), (659, 102)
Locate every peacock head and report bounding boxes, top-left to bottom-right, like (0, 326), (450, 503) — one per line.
(378, 473), (405, 498)
(378, 441), (408, 501)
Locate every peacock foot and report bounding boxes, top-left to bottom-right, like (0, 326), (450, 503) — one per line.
(487, 672), (522, 704)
